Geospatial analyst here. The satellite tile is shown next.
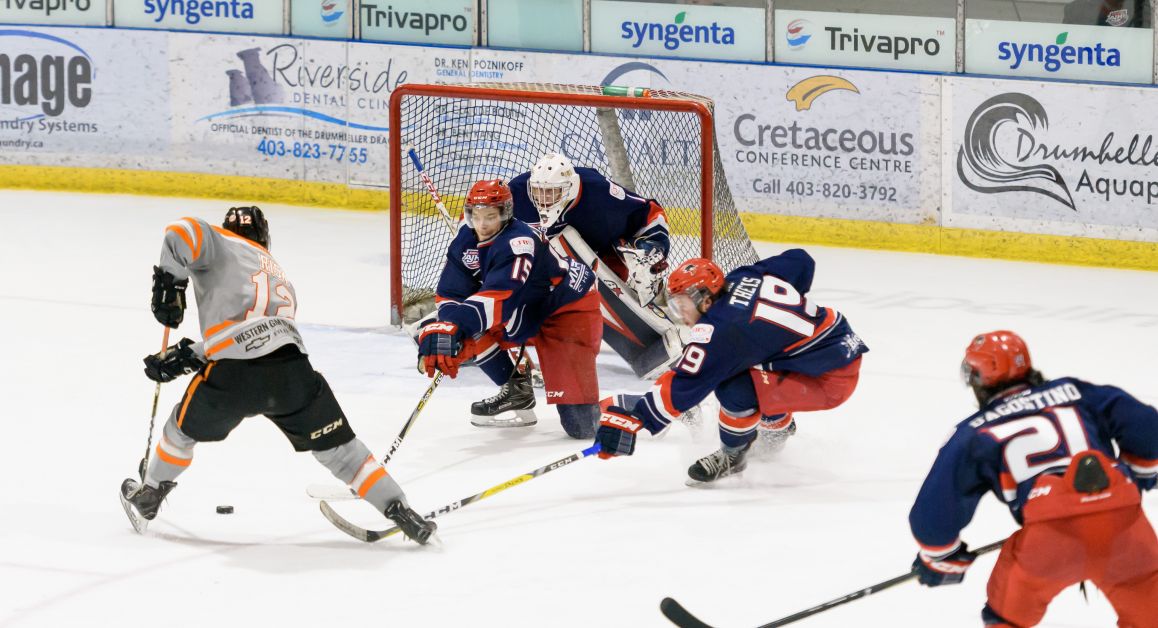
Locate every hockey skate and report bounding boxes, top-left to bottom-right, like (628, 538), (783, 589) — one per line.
(471, 368), (537, 428)
(753, 414), (796, 456)
(119, 478), (177, 533)
(384, 500), (438, 545)
(686, 441), (752, 486)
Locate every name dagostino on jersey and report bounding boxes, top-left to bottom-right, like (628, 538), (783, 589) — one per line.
(968, 383), (1083, 427)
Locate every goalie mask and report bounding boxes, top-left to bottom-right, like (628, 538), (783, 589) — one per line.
(464, 179), (514, 231)
(223, 206), (270, 250)
(528, 153), (580, 229)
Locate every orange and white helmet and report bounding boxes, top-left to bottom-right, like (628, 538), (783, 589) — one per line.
(528, 153), (580, 229)
(464, 179), (514, 228)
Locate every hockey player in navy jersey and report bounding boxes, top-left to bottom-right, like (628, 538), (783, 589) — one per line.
(509, 153), (670, 305)
(909, 331), (1158, 628)
(417, 179), (604, 438)
(594, 250), (868, 483)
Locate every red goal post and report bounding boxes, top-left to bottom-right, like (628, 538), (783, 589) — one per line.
(388, 82), (756, 325)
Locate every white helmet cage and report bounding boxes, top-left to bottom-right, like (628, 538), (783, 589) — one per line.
(527, 153), (581, 229)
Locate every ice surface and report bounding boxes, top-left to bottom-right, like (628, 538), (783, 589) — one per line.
(1, 190), (1154, 627)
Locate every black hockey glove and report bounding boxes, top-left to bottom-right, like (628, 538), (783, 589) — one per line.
(913, 543), (978, 587)
(144, 338), (206, 383)
(595, 405), (644, 459)
(151, 266), (188, 328)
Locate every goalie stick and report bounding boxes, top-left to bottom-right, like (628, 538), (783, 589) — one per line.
(319, 443), (601, 542)
(659, 539), (1007, 628)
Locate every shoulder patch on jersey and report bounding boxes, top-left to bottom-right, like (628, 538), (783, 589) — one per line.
(689, 323), (714, 344)
(461, 248), (480, 270)
(510, 236), (535, 257)
(608, 182), (626, 200)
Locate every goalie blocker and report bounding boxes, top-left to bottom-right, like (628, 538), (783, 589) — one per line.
(555, 227), (683, 380)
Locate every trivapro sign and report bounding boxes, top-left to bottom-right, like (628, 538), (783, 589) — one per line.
(775, 9), (954, 72)
(0, 0), (107, 26)
(965, 19), (1152, 84)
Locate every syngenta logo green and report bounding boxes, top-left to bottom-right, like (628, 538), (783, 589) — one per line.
(997, 31), (1121, 72)
(620, 11), (736, 50)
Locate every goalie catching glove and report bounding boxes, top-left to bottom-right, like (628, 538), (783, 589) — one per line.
(617, 242), (667, 305)
(595, 405), (645, 459)
(417, 321), (467, 378)
(144, 338), (206, 383)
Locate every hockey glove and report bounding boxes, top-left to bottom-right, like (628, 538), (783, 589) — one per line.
(617, 243), (667, 305)
(913, 543), (978, 587)
(144, 338), (207, 383)
(595, 405), (644, 459)
(417, 321), (467, 378)
(151, 266), (188, 328)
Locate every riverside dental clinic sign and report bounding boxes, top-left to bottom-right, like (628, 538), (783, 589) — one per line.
(114, 0), (284, 34)
(775, 9), (955, 72)
(966, 19), (1152, 84)
(0, 0), (107, 26)
(591, 0), (765, 62)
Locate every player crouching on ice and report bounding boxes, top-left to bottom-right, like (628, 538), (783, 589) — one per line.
(909, 331), (1158, 627)
(417, 179), (605, 438)
(121, 207), (436, 544)
(594, 250), (868, 484)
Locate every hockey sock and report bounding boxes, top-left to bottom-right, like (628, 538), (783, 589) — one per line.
(476, 343), (515, 385)
(313, 439), (405, 512)
(717, 407), (759, 450)
(146, 419), (196, 487)
(558, 403), (600, 439)
(760, 413), (794, 431)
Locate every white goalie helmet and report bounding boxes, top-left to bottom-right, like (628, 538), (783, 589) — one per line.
(528, 153), (581, 229)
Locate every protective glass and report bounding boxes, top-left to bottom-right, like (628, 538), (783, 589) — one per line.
(666, 291), (700, 325)
(959, 359), (975, 386)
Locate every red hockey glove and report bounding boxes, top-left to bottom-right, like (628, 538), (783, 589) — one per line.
(417, 321), (466, 378)
(913, 543), (978, 587)
(595, 405), (644, 459)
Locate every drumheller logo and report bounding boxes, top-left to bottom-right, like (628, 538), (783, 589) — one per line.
(143, 0), (256, 25)
(958, 92), (1158, 209)
(620, 10), (736, 50)
(0, 30), (93, 119)
(996, 31), (1122, 73)
(4, 0), (94, 15)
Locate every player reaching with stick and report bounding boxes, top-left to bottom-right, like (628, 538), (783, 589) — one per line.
(120, 207), (436, 543)
(909, 330), (1158, 627)
(417, 180), (605, 438)
(594, 249), (868, 483)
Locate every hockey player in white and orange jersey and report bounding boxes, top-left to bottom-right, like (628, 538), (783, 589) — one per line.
(120, 206), (436, 543)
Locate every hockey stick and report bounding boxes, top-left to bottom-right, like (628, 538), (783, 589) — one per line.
(406, 146), (458, 233)
(306, 370), (446, 500)
(659, 539), (1007, 628)
(319, 443), (601, 542)
(139, 326), (171, 480)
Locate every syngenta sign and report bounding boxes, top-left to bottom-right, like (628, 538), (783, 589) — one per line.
(0, 30), (93, 118)
(592, 1), (763, 61)
(620, 10), (736, 51)
(966, 19), (1151, 83)
(143, 0), (256, 24)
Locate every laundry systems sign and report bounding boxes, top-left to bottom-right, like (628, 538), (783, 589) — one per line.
(965, 19), (1152, 84)
(775, 9), (955, 72)
(591, 0), (765, 62)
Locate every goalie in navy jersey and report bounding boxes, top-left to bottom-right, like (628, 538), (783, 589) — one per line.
(509, 153), (670, 305)
(594, 249), (868, 483)
(908, 331), (1158, 628)
(417, 179), (604, 438)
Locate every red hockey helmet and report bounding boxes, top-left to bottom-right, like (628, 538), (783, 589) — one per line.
(464, 179), (514, 228)
(665, 258), (724, 324)
(961, 330), (1032, 388)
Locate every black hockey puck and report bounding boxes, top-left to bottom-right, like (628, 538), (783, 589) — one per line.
(216, 505), (234, 515)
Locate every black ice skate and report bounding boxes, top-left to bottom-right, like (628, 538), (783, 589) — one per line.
(470, 368), (537, 428)
(384, 500), (438, 545)
(119, 478), (177, 533)
(686, 442), (752, 486)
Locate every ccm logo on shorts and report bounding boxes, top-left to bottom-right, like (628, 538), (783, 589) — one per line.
(310, 417), (344, 439)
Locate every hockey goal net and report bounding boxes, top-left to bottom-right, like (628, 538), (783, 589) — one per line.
(389, 82), (758, 325)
